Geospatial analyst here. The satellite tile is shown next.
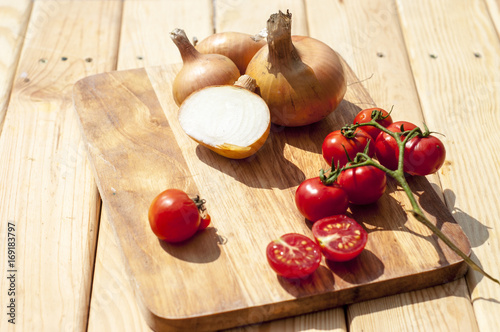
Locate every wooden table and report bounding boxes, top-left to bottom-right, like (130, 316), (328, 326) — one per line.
(1, 0), (499, 331)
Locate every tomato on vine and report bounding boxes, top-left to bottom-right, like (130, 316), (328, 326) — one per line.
(295, 177), (349, 222)
(353, 107), (393, 141)
(403, 132), (446, 176)
(148, 189), (210, 243)
(322, 127), (375, 168)
(312, 215), (368, 262)
(375, 121), (446, 175)
(374, 121), (418, 171)
(266, 233), (322, 279)
(337, 165), (387, 205)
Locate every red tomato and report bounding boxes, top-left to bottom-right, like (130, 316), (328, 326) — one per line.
(295, 177), (349, 222)
(266, 233), (322, 279)
(404, 134), (446, 176)
(374, 121), (417, 171)
(312, 215), (368, 262)
(148, 189), (205, 243)
(322, 128), (375, 168)
(353, 108), (393, 141)
(375, 121), (446, 175)
(337, 165), (387, 205)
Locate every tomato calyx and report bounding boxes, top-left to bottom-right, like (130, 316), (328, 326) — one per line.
(192, 195), (211, 230)
(192, 195), (207, 213)
(320, 141), (379, 186)
(339, 124), (357, 139)
(369, 106), (393, 122)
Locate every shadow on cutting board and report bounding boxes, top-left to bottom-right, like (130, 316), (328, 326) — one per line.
(193, 99), (363, 190)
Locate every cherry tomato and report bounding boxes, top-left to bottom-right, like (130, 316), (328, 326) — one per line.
(322, 128), (375, 168)
(374, 121), (417, 171)
(148, 189), (206, 243)
(375, 121), (446, 175)
(404, 134), (446, 176)
(337, 165), (387, 205)
(353, 108), (393, 141)
(266, 233), (322, 279)
(312, 215), (368, 262)
(295, 177), (349, 222)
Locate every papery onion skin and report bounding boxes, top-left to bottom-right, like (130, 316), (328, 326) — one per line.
(196, 32), (266, 75)
(245, 11), (347, 127)
(170, 28), (240, 106)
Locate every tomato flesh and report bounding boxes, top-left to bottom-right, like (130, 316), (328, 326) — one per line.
(295, 177), (349, 222)
(266, 233), (322, 279)
(312, 215), (368, 262)
(148, 189), (201, 243)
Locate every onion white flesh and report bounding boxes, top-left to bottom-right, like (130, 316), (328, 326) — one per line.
(178, 85), (271, 159)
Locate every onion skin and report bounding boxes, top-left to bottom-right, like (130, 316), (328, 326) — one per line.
(189, 123), (271, 159)
(245, 11), (347, 127)
(196, 32), (266, 75)
(170, 28), (240, 106)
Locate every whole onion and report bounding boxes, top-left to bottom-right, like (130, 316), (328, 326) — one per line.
(196, 31), (266, 75)
(245, 11), (347, 127)
(170, 28), (240, 106)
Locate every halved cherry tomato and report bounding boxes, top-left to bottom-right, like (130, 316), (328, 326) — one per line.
(266, 233), (322, 279)
(337, 165), (387, 205)
(322, 128), (375, 168)
(353, 108), (393, 141)
(312, 215), (368, 262)
(148, 189), (208, 243)
(295, 177), (349, 222)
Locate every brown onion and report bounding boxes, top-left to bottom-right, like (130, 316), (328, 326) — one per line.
(245, 11), (347, 127)
(196, 31), (266, 75)
(170, 28), (240, 106)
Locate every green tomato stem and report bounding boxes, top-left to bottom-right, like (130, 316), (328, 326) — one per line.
(347, 119), (500, 285)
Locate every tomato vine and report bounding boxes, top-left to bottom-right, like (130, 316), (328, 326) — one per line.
(320, 112), (500, 285)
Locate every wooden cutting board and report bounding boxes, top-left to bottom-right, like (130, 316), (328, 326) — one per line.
(73, 60), (470, 331)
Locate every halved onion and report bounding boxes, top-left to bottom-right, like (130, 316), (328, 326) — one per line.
(178, 76), (271, 159)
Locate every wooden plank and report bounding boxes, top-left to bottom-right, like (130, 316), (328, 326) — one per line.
(0, 1), (122, 331)
(484, 0), (500, 37)
(87, 1), (213, 331)
(397, 0), (500, 330)
(304, 0), (479, 331)
(0, 0), (32, 132)
(214, 0), (308, 34)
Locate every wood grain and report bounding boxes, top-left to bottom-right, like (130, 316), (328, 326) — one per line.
(0, 0), (32, 132)
(87, 1), (214, 331)
(397, 0), (500, 330)
(73, 56), (470, 330)
(0, 1), (122, 331)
